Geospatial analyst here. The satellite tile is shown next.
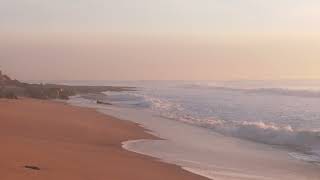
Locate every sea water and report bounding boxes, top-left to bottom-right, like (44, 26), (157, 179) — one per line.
(67, 80), (320, 179)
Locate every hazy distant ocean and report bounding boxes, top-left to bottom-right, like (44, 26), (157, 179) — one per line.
(65, 80), (320, 179)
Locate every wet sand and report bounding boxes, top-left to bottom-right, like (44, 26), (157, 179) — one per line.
(0, 98), (208, 180)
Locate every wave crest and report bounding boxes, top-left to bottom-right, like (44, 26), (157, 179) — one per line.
(83, 90), (320, 160)
(181, 83), (320, 98)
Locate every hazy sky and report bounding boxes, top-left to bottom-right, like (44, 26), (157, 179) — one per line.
(1, 0), (320, 80)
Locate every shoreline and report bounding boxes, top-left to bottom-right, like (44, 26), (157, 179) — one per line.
(0, 98), (208, 180)
(89, 97), (320, 180)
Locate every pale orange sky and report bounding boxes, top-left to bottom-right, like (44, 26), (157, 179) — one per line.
(1, 33), (320, 81)
(1, 0), (320, 81)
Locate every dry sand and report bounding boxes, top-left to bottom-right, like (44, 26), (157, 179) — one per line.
(0, 98), (208, 180)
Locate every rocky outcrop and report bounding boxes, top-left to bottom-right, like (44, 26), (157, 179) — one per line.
(0, 70), (134, 100)
(0, 70), (5, 86)
(0, 70), (18, 99)
(24, 85), (72, 100)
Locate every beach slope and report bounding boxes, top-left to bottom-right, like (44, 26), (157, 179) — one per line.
(0, 98), (208, 180)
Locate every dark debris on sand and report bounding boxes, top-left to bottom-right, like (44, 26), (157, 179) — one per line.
(24, 165), (41, 171)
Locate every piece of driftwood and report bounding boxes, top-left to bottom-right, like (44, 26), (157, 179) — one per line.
(96, 100), (112, 105)
(24, 165), (40, 170)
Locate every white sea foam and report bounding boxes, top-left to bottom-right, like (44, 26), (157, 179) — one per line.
(69, 88), (320, 180)
(289, 152), (320, 163)
(182, 167), (274, 180)
(108, 92), (320, 156)
(75, 80), (320, 163)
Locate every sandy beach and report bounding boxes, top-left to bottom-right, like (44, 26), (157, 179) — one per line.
(0, 98), (208, 180)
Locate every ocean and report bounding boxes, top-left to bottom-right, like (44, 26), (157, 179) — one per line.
(66, 80), (320, 179)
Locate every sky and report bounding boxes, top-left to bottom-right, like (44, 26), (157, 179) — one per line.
(1, 0), (320, 81)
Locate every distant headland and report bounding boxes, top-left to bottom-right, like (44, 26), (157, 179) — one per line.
(0, 70), (133, 100)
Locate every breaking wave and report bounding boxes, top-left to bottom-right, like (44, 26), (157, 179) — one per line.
(80, 88), (320, 162)
(164, 110), (320, 161)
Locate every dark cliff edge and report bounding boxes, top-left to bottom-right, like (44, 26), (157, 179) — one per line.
(0, 70), (134, 100)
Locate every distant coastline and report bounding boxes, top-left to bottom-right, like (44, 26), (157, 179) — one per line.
(0, 70), (134, 100)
